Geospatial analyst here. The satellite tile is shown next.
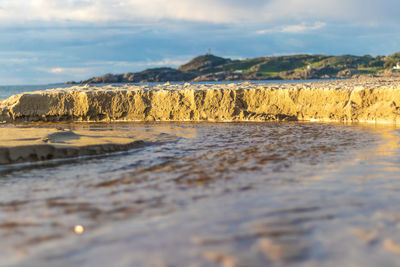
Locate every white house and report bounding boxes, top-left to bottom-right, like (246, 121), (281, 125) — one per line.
(393, 62), (400, 70)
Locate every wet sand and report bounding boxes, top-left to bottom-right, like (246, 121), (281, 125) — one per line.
(0, 126), (178, 165)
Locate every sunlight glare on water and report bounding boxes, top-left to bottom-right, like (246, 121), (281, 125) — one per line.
(0, 122), (399, 266)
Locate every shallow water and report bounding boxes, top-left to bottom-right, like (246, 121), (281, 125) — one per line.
(1, 122), (400, 266)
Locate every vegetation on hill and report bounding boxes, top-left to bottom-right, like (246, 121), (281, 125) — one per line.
(75, 68), (195, 84)
(178, 54), (231, 73)
(69, 52), (400, 84)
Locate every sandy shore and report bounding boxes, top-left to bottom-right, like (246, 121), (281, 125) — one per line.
(0, 126), (178, 165)
(1, 78), (400, 124)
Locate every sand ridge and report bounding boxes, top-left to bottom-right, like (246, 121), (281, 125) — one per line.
(0, 127), (179, 165)
(1, 78), (400, 124)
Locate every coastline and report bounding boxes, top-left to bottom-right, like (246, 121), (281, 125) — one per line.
(1, 77), (400, 165)
(2, 81), (400, 265)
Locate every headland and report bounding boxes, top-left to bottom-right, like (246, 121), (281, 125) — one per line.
(68, 53), (400, 84)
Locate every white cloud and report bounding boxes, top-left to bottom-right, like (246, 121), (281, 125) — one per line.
(0, 0), (399, 26)
(40, 66), (97, 75)
(143, 58), (189, 67)
(39, 57), (191, 82)
(50, 67), (64, 73)
(280, 21), (326, 33)
(82, 58), (190, 69)
(256, 22), (326, 34)
(281, 22), (325, 33)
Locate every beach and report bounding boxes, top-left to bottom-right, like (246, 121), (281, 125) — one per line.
(1, 79), (400, 266)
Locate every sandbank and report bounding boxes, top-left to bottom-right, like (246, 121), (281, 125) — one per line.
(0, 126), (177, 165)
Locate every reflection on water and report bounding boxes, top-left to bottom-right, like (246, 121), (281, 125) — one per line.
(1, 122), (400, 266)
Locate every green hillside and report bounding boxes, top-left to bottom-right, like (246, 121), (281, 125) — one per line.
(73, 52), (400, 84)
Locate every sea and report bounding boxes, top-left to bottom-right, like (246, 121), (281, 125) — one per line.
(1, 82), (400, 266)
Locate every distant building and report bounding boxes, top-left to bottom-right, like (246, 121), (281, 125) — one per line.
(234, 70), (243, 73)
(393, 62), (400, 70)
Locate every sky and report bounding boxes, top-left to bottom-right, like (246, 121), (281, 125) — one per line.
(0, 0), (400, 85)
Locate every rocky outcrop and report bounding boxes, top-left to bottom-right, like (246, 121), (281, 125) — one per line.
(2, 78), (400, 124)
(379, 69), (400, 77)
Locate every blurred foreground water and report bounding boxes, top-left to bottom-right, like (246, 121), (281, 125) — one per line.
(1, 122), (400, 266)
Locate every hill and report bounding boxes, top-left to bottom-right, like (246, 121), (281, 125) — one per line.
(178, 54), (231, 73)
(69, 52), (400, 84)
(76, 68), (196, 84)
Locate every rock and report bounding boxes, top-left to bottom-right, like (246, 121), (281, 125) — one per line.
(337, 68), (357, 78)
(2, 78), (400, 124)
(378, 69), (400, 78)
(65, 81), (78, 85)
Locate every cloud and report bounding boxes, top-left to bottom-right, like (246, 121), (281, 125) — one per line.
(0, 0), (399, 26)
(37, 57), (191, 82)
(281, 22), (326, 33)
(44, 67), (98, 77)
(50, 67), (64, 73)
(81, 58), (190, 69)
(1, 0), (400, 86)
(256, 21), (326, 34)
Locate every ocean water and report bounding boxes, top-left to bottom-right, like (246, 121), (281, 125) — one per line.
(0, 83), (400, 266)
(0, 84), (74, 100)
